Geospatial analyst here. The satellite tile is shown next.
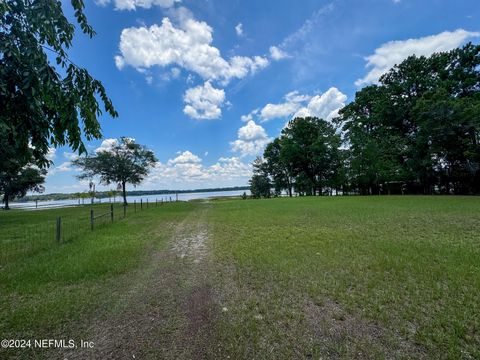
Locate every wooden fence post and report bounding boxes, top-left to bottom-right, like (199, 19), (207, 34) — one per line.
(140, 199), (143, 211)
(56, 217), (61, 242)
(111, 204), (114, 223)
(90, 209), (94, 230)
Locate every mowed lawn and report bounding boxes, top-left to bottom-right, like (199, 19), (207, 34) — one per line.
(0, 196), (479, 359)
(208, 196), (480, 359)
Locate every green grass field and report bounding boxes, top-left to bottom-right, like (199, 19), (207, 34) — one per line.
(1, 196), (479, 359)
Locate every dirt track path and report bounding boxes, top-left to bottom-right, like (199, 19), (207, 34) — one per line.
(61, 205), (218, 359)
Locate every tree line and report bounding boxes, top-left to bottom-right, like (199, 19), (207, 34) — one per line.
(250, 44), (480, 197)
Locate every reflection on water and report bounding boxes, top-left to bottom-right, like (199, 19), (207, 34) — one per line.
(9, 190), (251, 210)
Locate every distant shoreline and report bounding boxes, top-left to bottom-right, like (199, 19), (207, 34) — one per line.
(14, 186), (250, 203)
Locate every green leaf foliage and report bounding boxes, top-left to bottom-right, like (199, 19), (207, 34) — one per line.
(255, 44), (480, 196)
(72, 137), (158, 205)
(0, 0), (117, 168)
(0, 134), (46, 209)
(249, 157), (272, 198)
(257, 117), (343, 197)
(338, 43), (480, 194)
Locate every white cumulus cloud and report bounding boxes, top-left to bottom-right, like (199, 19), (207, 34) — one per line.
(47, 160), (80, 176)
(144, 153), (252, 187)
(249, 88), (346, 123)
(235, 23), (243, 36)
(356, 29), (480, 86)
(63, 152), (79, 161)
(95, 138), (119, 153)
(208, 157), (252, 179)
(54, 162), (75, 173)
(269, 46), (289, 60)
(230, 120), (271, 157)
(293, 88), (347, 121)
(96, 0), (180, 11)
(183, 81), (225, 120)
(240, 108), (259, 122)
(168, 150), (202, 165)
(115, 17), (269, 84)
(46, 147), (56, 162)
(260, 102), (301, 121)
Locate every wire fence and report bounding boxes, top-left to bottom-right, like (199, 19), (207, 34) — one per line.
(0, 198), (173, 266)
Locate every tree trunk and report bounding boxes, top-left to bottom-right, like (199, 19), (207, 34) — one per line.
(288, 186), (292, 197)
(122, 182), (127, 205)
(4, 192), (10, 210)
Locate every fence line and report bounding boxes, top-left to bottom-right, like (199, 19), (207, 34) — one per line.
(0, 197), (175, 266)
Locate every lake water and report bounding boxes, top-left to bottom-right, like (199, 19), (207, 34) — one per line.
(9, 189), (250, 210)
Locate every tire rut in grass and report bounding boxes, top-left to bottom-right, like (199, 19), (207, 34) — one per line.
(59, 206), (217, 360)
(173, 207), (218, 359)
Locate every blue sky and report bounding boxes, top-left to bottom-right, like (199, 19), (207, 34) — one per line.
(43, 0), (480, 193)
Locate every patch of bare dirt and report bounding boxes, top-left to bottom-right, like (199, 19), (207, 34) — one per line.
(183, 285), (217, 359)
(172, 228), (208, 263)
